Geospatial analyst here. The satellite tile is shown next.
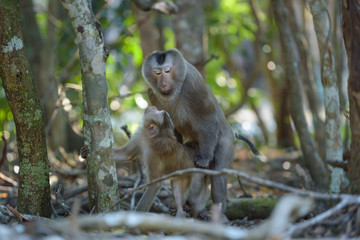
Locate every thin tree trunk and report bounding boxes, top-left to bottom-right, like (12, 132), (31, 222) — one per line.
(249, 1), (296, 149)
(173, 0), (205, 74)
(38, 1), (68, 152)
(272, 0), (328, 191)
(342, 0), (360, 193)
(19, 0), (42, 82)
(0, 0), (51, 217)
(287, 1), (326, 158)
(59, 0), (120, 212)
(310, 0), (344, 193)
(135, 7), (159, 57)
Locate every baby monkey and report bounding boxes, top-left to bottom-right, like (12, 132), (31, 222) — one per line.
(115, 106), (207, 217)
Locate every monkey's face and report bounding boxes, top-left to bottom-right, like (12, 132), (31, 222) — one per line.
(143, 106), (174, 138)
(151, 64), (174, 96)
(142, 49), (186, 99)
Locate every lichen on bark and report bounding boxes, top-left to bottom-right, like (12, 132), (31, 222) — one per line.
(272, 0), (329, 191)
(60, 0), (119, 212)
(310, 0), (344, 193)
(0, 0), (51, 217)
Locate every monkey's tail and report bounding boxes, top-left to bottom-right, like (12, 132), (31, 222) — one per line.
(235, 133), (260, 155)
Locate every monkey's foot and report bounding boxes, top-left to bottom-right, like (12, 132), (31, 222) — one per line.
(197, 208), (210, 221)
(175, 209), (185, 218)
(169, 206), (177, 216)
(219, 213), (230, 224)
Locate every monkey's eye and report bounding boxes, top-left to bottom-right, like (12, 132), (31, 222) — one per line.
(148, 124), (159, 135)
(153, 69), (161, 75)
(164, 66), (172, 73)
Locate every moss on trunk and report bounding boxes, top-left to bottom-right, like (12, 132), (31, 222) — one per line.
(0, 0), (51, 217)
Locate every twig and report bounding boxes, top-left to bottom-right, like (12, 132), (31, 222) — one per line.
(294, 163), (315, 190)
(64, 183), (88, 200)
(53, 194), (315, 240)
(54, 210), (248, 240)
(5, 205), (29, 222)
(286, 198), (355, 237)
(0, 172), (17, 186)
(200, 53), (219, 67)
(108, 90), (147, 100)
(109, 168), (359, 211)
(237, 176), (252, 198)
(327, 160), (348, 171)
(130, 175), (142, 210)
(0, 205), (54, 224)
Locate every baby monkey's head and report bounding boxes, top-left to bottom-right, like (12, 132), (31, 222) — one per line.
(143, 106), (174, 138)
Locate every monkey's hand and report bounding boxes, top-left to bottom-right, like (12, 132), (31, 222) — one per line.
(194, 155), (212, 169)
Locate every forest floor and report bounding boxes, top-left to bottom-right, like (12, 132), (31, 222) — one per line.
(0, 146), (359, 239)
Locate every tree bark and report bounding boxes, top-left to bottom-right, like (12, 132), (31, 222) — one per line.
(59, 0), (120, 212)
(20, 1), (77, 152)
(287, 1), (325, 158)
(173, 0), (205, 74)
(247, 1), (296, 149)
(310, 0), (344, 193)
(0, 0), (51, 217)
(342, 0), (360, 193)
(38, 1), (69, 152)
(135, 8), (159, 57)
(272, 0), (328, 191)
(19, 0), (42, 82)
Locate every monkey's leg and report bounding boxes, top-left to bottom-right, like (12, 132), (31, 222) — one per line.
(135, 183), (161, 212)
(188, 173), (208, 218)
(210, 135), (234, 214)
(171, 179), (186, 218)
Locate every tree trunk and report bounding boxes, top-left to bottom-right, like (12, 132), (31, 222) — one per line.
(135, 8), (159, 57)
(20, 0), (73, 152)
(274, 89), (296, 148)
(272, 0), (328, 191)
(38, 1), (69, 152)
(173, 0), (205, 74)
(59, 0), (120, 212)
(19, 0), (42, 82)
(342, 0), (360, 193)
(310, 0), (344, 193)
(0, 0), (51, 217)
(248, 1), (296, 149)
(286, 1), (326, 158)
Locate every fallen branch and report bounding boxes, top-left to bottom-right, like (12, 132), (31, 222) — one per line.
(50, 194), (312, 240)
(0, 205), (54, 224)
(286, 197), (355, 237)
(113, 168), (358, 208)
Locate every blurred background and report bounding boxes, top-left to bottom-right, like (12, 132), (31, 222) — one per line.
(0, 0), (348, 192)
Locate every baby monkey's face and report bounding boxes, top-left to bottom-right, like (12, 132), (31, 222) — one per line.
(143, 106), (166, 137)
(143, 106), (174, 138)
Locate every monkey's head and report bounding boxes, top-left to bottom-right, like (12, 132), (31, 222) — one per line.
(142, 49), (186, 99)
(143, 106), (175, 139)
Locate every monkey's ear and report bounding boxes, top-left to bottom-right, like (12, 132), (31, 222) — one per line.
(163, 111), (174, 130)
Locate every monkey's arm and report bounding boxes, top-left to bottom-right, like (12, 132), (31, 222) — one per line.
(194, 125), (219, 168)
(135, 183), (161, 212)
(114, 130), (143, 161)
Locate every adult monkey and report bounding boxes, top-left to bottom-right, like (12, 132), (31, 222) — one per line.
(142, 48), (235, 215)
